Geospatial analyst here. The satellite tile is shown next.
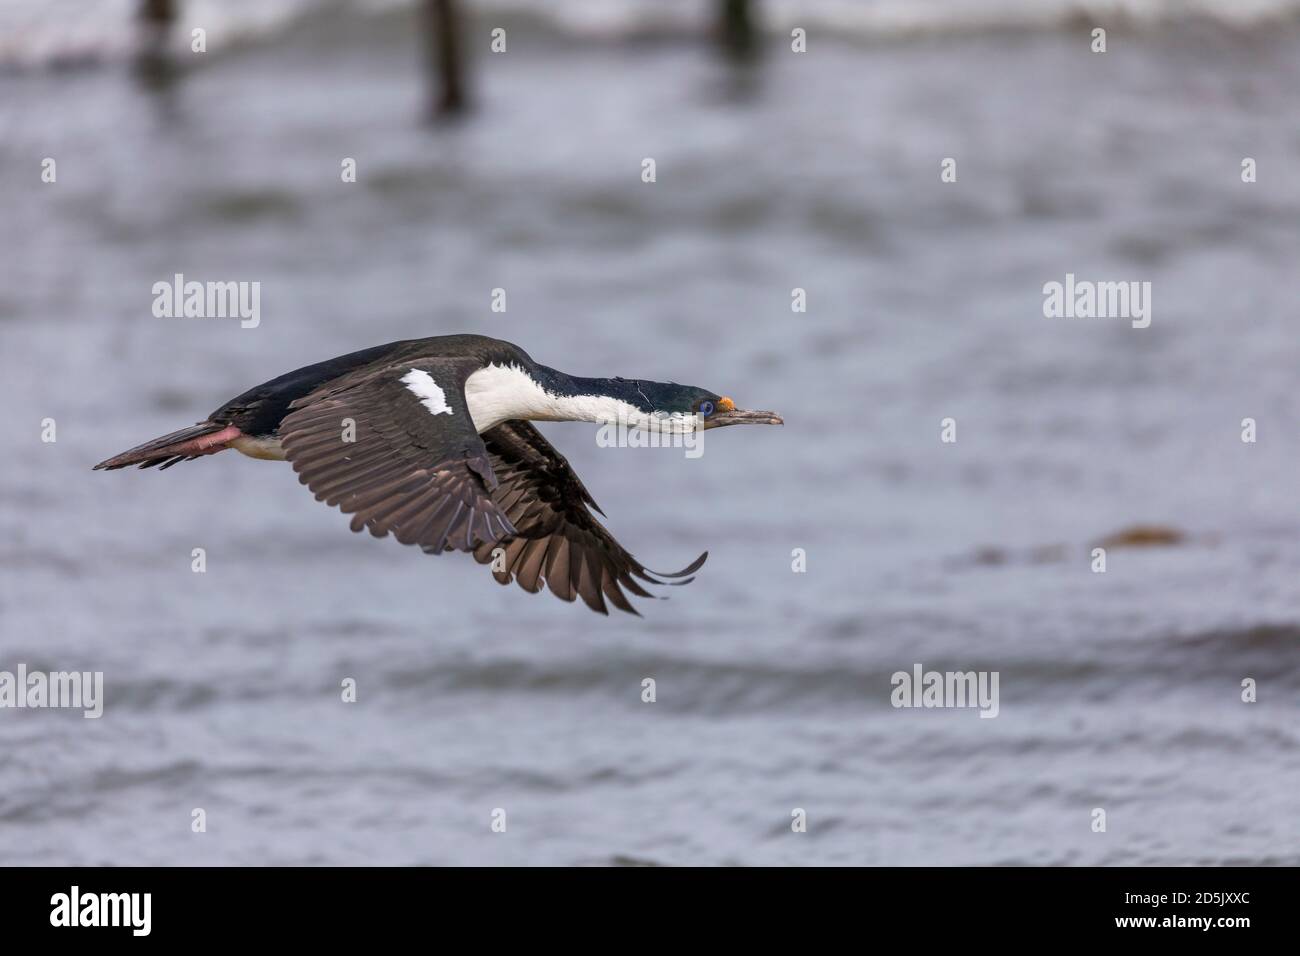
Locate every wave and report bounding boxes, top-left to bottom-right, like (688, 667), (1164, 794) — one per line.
(36, 622), (1294, 719)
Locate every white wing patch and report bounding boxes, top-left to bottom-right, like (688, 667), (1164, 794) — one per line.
(400, 368), (454, 417)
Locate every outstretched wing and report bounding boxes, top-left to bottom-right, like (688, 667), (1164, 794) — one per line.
(472, 420), (706, 615)
(279, 362), (517, 553)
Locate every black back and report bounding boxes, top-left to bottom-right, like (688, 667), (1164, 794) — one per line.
(207, 335), (534, 436)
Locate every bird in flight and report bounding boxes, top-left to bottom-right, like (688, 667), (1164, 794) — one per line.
(94, 334), (782, 614)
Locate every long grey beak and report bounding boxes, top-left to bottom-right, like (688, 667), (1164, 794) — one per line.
(704, 408), (784, 429)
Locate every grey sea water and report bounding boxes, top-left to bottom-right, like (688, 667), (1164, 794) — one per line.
(1, 3), (1299, 865)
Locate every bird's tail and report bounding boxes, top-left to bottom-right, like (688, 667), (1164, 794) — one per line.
(93, 422), (242, 471)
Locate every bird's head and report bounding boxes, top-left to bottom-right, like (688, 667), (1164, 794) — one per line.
(630, 381), (784, 431)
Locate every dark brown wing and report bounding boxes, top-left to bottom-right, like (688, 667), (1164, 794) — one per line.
(280, 362), (516, 554)
(472, 420), (707, 615)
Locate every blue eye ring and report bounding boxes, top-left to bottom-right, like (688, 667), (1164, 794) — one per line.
(699, 401), (714, 416)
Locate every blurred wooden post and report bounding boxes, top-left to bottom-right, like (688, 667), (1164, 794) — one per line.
(424, 0), (468, 118)
(137, 0), (175, 53)
(135, 0), (176, 79)
(717, 0), (758, 60)
(139, 0), (175, 31)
